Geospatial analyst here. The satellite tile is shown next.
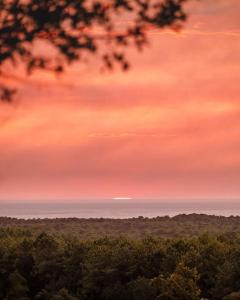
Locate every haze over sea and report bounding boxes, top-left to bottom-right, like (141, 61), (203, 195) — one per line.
(0, 201), (240, 219)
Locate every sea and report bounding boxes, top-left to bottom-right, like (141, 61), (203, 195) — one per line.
(0, 200), (240, 219)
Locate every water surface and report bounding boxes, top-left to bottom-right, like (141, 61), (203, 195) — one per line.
(0, 201), (240, 219)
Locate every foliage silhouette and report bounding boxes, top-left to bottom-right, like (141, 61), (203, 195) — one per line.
(0, 0), (188, 101)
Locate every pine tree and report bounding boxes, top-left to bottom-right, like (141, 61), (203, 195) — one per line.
(6, 271), (30, 300)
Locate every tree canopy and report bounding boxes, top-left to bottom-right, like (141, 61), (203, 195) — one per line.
(0, 0), (188, 101)
(1, 226), (240, 299)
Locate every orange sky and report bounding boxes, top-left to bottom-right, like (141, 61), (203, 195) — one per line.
(0, 0), (240, 201)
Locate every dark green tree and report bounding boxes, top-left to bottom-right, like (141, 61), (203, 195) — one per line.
(157, 263), (201, 300)
(34, 289), (51, 300)
(224, 292), (240, 300)
(128, 277), (156, 300)
(51, 288), (76, 300)
(6, 271), (30, 300)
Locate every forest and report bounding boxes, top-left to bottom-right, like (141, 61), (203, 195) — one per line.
(1, 215), (240, 299)
(1, 214), (240, 238)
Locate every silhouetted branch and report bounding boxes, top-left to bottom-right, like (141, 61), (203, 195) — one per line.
(0, 0), (188, 101)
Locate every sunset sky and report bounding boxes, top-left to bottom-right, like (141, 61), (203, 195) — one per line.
(0, 0), (240, 201)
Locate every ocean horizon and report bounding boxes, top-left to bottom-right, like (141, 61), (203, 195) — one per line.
(0, 200), (240, 219)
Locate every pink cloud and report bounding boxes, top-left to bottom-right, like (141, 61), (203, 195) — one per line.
(0, 0), (240, 200)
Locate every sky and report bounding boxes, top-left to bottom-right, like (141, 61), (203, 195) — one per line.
(0, 0), (240, 202)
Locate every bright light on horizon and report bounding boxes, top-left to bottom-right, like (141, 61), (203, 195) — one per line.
(112, 197), (133, 200)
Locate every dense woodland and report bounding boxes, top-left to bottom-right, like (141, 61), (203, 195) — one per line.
(1, 215), (240, 299)
(2, 214), (240, 238)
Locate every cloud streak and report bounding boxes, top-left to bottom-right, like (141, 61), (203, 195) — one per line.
(1, 0), (240, 201)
